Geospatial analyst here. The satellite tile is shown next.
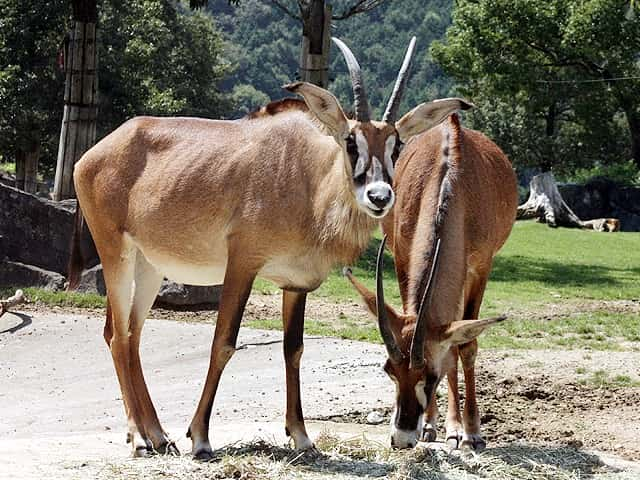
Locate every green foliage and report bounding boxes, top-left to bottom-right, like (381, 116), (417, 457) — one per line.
(0, 161), (16, 175)
(207, 0), (454, 118)
(558, 159), (640, 186)
(0, 0), (233, 176)
(0, 0), (68, 169)
(431, 0), (640, 174)
(98, 0), (232, 137)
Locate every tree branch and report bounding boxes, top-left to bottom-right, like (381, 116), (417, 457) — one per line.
(332, 0), (390, 20)
(267, 0), (302, 20)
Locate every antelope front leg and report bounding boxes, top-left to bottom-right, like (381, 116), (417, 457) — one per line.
(282, 290), (313, 450)
(445, 347), (464, 449)
(187, 263), (257, 461)
(421, 396), (438, 443)
(459, 339), (486, 452)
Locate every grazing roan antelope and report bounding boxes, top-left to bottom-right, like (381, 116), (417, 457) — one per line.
(345, 113), (518, 449)
(68, 37), (469, 460)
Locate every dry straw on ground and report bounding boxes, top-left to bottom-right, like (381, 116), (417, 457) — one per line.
(76, 431), (636, 480)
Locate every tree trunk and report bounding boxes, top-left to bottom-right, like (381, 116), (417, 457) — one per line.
(517, 172), (620, 232)
(299, 0), (331, 88)
(23, 146), (40, 194)
(626, 108), (640, 171)
(15, 150), (25, 191)
(14, 145), (40, 194)
(53, 0), (98, 201)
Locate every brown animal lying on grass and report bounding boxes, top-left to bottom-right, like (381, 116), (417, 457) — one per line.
(346, 113), (518, 450)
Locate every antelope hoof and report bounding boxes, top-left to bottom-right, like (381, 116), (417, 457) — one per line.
(286, 426), (314, 451)
(421, 425), (437, 443)
(445, 431), (462, 450)
(128, 431), (153, 458)
(132, 445), (153, 458)
(155, 440), (180, 456)
(460, 433), (486, 452)
(193, 447), (215, 462)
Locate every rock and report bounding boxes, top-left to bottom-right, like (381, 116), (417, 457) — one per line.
(73, 263), (221, 307)
(0, 183), (98, 274)
(366, 410), (385, 425)
(0, 260), (66, 291)
(156, 280), (221, 308)
(76, 264), (106, 295)
(558, 179), (640, 231)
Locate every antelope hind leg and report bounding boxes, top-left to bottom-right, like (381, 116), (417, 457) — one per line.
(100, 240), (153, 457)
(127, 252), (179, 455)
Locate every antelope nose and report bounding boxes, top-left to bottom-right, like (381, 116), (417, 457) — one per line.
(367, 186), (392, 209)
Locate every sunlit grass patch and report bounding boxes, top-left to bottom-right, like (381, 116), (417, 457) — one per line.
(0, 286), (106, 309)
(576, 369), (640, 388)
(480, 311), (640, 351)
(246, 317), (381, 343)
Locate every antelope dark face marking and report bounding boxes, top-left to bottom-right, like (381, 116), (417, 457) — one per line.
(347, 124), (399, 218)
(384, 357), (442, 449)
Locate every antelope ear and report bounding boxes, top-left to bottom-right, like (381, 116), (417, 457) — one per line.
(284, 82), (350, 140)
(442, 315), (506, 346)
(343, 267), (406, 331)
(395, 98), (474, 142)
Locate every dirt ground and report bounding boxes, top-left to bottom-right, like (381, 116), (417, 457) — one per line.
(1, 302), (639, 479)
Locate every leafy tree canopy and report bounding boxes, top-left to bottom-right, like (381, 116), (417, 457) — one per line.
(0, 0), (232, 175)
(431, 0), (640, 174)
(207, 0), (455, 119)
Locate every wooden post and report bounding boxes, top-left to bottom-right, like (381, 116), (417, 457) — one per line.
(14, 137), (40, 194)
(300, 1), (331, 88)
(23, 146), (40, 194)
(14, 151), (25, 191)
(53, 1), (97, 201)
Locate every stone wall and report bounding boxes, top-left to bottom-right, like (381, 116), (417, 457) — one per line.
(558, 178), (640, 232)
(0, 182), (98, 274)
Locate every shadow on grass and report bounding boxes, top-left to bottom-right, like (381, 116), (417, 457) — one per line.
(490, 255), (640, 288)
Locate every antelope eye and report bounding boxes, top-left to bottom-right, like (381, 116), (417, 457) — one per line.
(392, 139), (404, 162)
(346, 134), (358, 156)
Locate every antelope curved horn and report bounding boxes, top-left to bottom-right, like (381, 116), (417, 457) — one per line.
(383, 36), (417, 123)
(376, 236), (404, 363)
(332, 37), (371, 123)
(409, 237), (442, 370)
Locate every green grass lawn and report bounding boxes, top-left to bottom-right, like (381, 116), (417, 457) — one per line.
(252, 221), (640, 350)
(6, 221), (639, 350)
(258, 220), (640, 310)
(0, 161), (16, 175)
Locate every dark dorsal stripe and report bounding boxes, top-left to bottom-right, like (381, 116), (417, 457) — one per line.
(412, 115), (460, 317)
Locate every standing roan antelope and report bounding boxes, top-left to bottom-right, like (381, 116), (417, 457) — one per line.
(346, 113), (518, 449)
(69, 37), (469, 460)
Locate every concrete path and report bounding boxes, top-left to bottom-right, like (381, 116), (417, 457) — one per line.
(0, 311), (390, 479)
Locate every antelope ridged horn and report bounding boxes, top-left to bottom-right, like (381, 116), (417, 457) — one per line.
(376, 235), (404, 363)
(332, 37), (371, 123)
(383, 36), (417, 123)
(409, 237), (442, 370)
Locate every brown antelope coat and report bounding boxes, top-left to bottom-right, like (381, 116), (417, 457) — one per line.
(347, 113), (518, 449)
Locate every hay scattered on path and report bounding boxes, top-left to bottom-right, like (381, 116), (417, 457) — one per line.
(69, 431), (636, 480)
